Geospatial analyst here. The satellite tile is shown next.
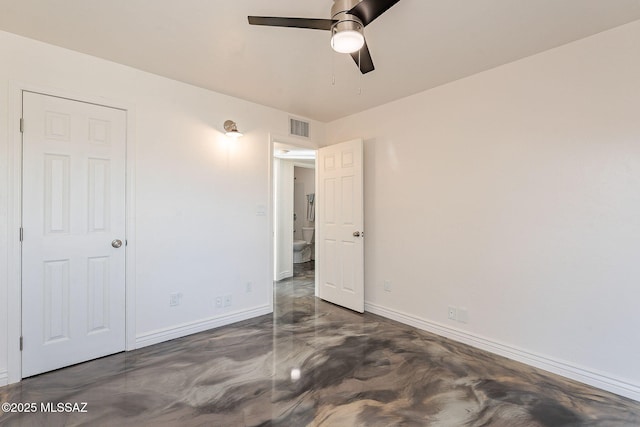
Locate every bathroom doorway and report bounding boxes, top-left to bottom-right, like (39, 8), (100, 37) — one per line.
(272, 142), (317, 298)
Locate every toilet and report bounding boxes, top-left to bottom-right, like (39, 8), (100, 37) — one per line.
(293, 227), (314, 263)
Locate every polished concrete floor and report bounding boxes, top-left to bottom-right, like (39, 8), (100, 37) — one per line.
(1, 261), (639, 426)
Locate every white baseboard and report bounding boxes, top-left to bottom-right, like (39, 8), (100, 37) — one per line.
(365, 302), (640, 402)
(135, 305), (272, 349)
(0, 370), (8, 387)
(276, 270), (293, 281)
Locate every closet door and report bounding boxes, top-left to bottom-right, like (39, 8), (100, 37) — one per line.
(21, 91), (127, 377)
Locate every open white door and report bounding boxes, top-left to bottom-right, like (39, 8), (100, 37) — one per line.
(317, 139), (364, 313)
(21, 91), (127, 377)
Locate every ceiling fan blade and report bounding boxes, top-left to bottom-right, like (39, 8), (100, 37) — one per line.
(348, 0), (401, 27)
(248, 16), (335, 31)
(350, 40), (375, 74)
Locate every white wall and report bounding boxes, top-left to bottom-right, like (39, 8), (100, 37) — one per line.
(294, 166), (315, 240)
(0, 30), (324, 383)
(327, 21), (640, 400)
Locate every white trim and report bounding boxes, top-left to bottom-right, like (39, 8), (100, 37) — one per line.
(293, 160), (315, 168)
(6, 82), (136, 383)
(124, 104), (137, 351)
(135, 305), (272, 349)
(365, 301), (640, 402)
(0, 370), (7, 386)
(272, 133), (318, 151)
(7, 81), (23, 384)
(267, 135), (274, 313)
(275, 271), (293, 281)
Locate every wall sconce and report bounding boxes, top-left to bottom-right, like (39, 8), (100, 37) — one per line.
(224, 120), (243, 138)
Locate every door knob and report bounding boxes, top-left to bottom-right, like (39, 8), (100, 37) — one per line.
(111, 239), (123, 248)
(353, 231), (361, 237)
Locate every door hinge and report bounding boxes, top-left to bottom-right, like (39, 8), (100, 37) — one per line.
(19, 227), (23, 242)
(20, 336), (23, 351)
(19, 118), (24, 133)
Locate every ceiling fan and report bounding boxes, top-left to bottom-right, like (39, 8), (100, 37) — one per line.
(248, 0), (401, 74)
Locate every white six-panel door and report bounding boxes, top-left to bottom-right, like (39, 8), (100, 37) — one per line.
(21, 91), (127, 377)
(317, 139), (364, 313)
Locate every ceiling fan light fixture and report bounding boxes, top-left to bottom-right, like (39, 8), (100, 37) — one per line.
(331, 20), (364, 54)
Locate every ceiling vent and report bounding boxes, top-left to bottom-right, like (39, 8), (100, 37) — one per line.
(289, 117), (310, 138)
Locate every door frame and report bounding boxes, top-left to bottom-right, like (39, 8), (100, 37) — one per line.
(268, 133), (319, 304)
(6, 83), (137, 384)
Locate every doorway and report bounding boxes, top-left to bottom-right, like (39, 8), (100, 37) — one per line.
(272, 142), (317, 299)
(270, 138), (365, 314)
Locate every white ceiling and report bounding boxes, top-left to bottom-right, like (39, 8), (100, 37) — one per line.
(1, 0), (639, 122)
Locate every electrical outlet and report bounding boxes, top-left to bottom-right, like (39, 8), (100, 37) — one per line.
(224, 294), (233, 307)
(383, 280), (392, 292)
(448, 306), (457, 320)
(457, 307), (469, 324)
(169, 293), (181, 307)
(246, 282), (253, 293)
(215, 297), (223, 308)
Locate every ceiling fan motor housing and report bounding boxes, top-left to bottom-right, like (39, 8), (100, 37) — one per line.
(331, 0), (364, 33)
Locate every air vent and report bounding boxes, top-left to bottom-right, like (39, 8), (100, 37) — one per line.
(289, 117), (310, 138)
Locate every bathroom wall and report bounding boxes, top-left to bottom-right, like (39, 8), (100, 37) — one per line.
(0, 30), (325, 384)
(293, 165), (316, 241)
(274, 159), (294, 281)
(326, 21), (640, 400)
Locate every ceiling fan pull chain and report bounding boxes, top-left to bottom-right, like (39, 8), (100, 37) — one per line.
(332, 50), (336, 86)
(358, 49), (362, 95)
